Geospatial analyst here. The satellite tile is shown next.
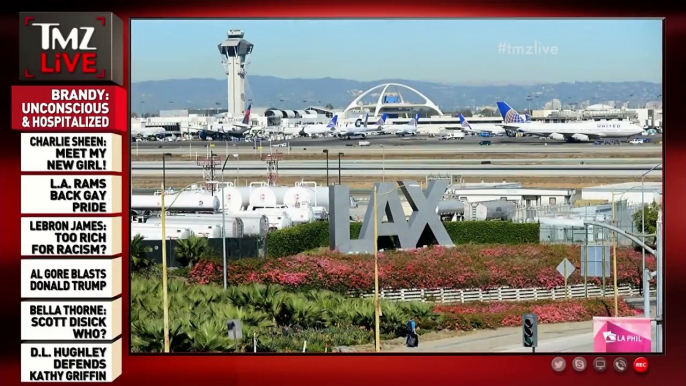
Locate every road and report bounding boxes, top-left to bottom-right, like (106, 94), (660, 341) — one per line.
(389, 303), (658, 353)
(130, 135), (662, 155)
(131, 160), (663, 178)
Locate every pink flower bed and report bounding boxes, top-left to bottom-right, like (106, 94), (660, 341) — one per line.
(191, 244), (655, 293)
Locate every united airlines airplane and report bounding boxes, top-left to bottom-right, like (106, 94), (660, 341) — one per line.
(301, 115), (338, 137)
(337, 113), (387, 139)
(496, 101), (644, 142)
(458, 114), (505, 136)
(394, 114), (420, 137)
(131, 126), (166, 140)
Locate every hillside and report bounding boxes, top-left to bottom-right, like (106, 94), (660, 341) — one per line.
(131, 76), (661, 114)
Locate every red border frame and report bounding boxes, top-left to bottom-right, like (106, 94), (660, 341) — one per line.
(1, 2), (684, 385)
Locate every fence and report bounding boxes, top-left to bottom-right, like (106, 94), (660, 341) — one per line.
(141, 237), (266, 268)
(514, 202), (644, 246)
(355, 284), (654, 304)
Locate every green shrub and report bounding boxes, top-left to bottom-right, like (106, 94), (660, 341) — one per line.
(266, 221), (539, 258)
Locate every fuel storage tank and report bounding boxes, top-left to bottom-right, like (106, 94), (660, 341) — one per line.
(283, 185), (330, 208)
(473, 200), (516, 221)
(213, 186), (248, 212)
(248, 187), (289, 207)
(132, 192), (220, 213)
(143, 215), (244, 238)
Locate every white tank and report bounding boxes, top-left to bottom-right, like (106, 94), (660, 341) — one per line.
(474, 200), (516, 221)
(144, 215), (244, 238)
(225, 212), (269, 237)
(249, 187), (289, 207)
(283, 185), (331, 208)
(132, 192), (219, 213)
(166, 192), (220, 213)
(285, 207), (314, 225)
(437, 200), (465, 215)
(265, 212), (292, 231)
(131, 223), (191, 240)
(213, 186), (246, 212)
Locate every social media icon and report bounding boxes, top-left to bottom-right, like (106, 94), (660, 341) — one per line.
(593, 357), (607, 372)
(614, 357), (628, 373)
(552, 357), (566, 372)
(572, 357), (587, 372)
(634, 357), (649, 373)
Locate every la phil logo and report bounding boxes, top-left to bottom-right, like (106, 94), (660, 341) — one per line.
(25, 17), (103, 78)
(19, 12), (123, 84)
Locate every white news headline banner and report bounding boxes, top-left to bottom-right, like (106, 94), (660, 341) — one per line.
(21, 217), (122, 256)
(21, 258), (122, 298)
(21, 175), (122, 214)
(21, 340), (122, 382)
(21, 299), (122, 341)
(21, 133), (123, 173)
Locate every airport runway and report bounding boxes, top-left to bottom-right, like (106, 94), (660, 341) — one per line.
(131, 135), (663, 156)
(131, 160), (662, 177)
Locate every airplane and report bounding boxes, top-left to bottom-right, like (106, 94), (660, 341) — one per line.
(301, 115), (338, 138)
(496, 101), (644, 142)
(337, 113), (388, 139)
(393, 113), (420, 137)
(458, 114), (506, 136)
(131, 126), (166, 141)
(198, 104), (256, 140)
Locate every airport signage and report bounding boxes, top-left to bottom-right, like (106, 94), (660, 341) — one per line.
(593, 317), (652, 352)
(329, 180), (454, 254)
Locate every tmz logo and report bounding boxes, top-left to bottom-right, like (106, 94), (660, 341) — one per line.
(19, 12), (124, 85)
(32, 22), (99, 76)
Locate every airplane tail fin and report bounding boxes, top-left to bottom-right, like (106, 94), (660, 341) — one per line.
(364, 113), (369, 127)
(458, 114), (471, 129)
(374, 114), (385, 126)
(326, 115), (338, 129)
(408, 113), (419, 127)
(497, 101), (527, 124)
(242, 104), (252, 125)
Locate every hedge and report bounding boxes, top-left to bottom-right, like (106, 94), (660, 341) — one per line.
(266, 221), (539, 258)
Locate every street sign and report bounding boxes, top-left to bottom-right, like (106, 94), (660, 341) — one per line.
(556, 258), (576, 279)
(580, 245), (611, 278)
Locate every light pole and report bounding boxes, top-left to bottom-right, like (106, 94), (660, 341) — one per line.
(219, 155), (233, 290)
(162, 153), (172, 192)
(641, 163), (661, 318)
(160, 179), (212, 352)
(371, 183), (420, 352)
(338, 152), (344, 185)
(322, 149), (329, 185)
(380, 145), (385, 182)
(160, 182), (169, 352)
(234, 154), (240, 186)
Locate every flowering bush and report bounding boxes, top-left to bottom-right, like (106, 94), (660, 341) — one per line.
(221, 244), (654, 293)
(434, 298), (641, 330)
(188, 259), (223, 285)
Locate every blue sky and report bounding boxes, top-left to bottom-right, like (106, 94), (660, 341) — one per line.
(131, 19), (662, 84)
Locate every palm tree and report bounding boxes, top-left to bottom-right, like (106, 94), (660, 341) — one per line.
(131, 234), (153, 272)
(174, 235), (209, 268)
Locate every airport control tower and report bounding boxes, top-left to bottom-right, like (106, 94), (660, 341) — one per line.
(218, 29), (254, 118)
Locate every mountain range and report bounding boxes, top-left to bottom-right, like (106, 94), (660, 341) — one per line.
(131, 76), (662, 114)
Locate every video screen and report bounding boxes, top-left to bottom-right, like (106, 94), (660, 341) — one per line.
(129, 19), (663, 354)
